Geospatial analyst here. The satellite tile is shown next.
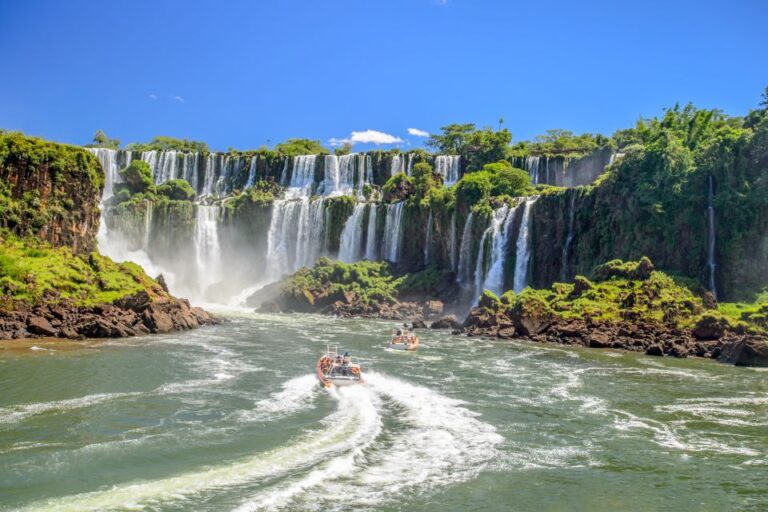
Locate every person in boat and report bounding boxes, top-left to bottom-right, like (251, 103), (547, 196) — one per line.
(342, 352), (351, 365)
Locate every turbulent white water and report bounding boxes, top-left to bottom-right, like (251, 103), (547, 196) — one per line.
(513, 197), (537, 293)
(338, 203), (367, 263)
(382, 202), (405, 263)
(435, 155), (461, 185)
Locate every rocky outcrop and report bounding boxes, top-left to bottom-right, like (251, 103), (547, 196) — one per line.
(462, 306), (767, 365)
(0, 133), (103, 254)
(0, 294), (217, 340)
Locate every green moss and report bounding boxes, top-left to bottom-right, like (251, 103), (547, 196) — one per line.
(0, 236), (166, 310)
(156, 179), (196, 201)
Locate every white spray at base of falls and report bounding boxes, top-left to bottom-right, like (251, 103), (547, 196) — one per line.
(338, 203), (367, 263)
(435, 155), (461, 186)
(194, 205), (223, 296)
(383, 202), (405, 263)
(364, 204), (378, 261)
(707, 176), (717, 299)
(513, 197), (537, 293)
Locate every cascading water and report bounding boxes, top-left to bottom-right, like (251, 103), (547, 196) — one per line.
(338, 203), (367, 263)
(513, 197), (537, 293)
(266, 198), (326, 277)
(707, 176), (717, 299)
(561, 190), (577, 281)
(456, 212), (475, 289)
(382, 202), (405, 262)
(321, 154), (364, 197)
(525, 156), (541, 185)
(476, 205), (517, 299)
(424, 211), (433, 265)
(435, 155), (461, 186)
(364, 203), (378, 261)
(245, 156), (258, 189)
(390, 154), (403, 177)
(449, 211), (457, 272)
(194, 205), (223, 296)
(406, 153), (414, 176)
(286, 155), (317, 199)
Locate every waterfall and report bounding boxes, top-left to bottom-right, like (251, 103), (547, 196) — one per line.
(321, 154), (362, 197)
(525, 156), (540, 185)
(449, 211), (457, 272)
(286, 155), (317, 199)
(365, 155), (374, 185)
(424, 210), (433, 265)
(194, 205), (222, 295)
(435, 155), (461, 186)
(390, 154), (403, 176)
(456, 211), (475, 288)
(561, 190), (577, 281)
(364, 203), (378, 260)
(383, 202), (405, 262)
(478, 205), (517, 298)
(266, 198), (326, 277)
(338, 203), (366, 262)
(87, 147), (126, 201)
(245, 156), (258, 189)
(142, 201), (154, 252)
(279, 158), (290, 186)
(513, 197), (537, 293)
(707, 175), (717, 299)
(406, 153), (414, 176)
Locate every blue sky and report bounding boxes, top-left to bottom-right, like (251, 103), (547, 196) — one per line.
(1, 0), (766, 152)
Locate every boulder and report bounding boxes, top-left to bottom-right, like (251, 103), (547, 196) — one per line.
(27, 316), (58, 337)
(587, 331), (612, 348)
(424, 300), (444, 318)
(411, 320), (428, 329)
(718, 337), (768, 367)
(155, 274), (170, 293)
(114, 290), (152, 311)
(645, 344), (664, 357)
(430, 315), (463, 330)
(510, 296), (555, 336)
(692, 313), (729, 340)
(141, 304), (175, 333)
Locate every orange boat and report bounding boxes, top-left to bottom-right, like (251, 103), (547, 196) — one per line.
(387, 328), (420, 351)
(316, 346), (363, 388)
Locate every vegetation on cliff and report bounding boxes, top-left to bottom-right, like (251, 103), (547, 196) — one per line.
(125, 136), (209, 153)
(0, 236), (166, 310)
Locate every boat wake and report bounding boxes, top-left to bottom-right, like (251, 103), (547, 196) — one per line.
(25, 372), (501, 511)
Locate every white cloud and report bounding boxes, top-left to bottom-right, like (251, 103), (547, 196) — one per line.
(172, 95), (185, 103)
(329, 129), (403, 147)
(148, 93), (158, 100)
(408, 128), (429, 137)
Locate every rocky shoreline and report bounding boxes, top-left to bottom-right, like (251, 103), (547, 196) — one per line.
(0, 291), (218, 341)
(460, 302), (768, 367)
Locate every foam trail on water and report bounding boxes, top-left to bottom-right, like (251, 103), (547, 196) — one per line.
(25, 381), (380, 512)
(0, 392), (143, 425)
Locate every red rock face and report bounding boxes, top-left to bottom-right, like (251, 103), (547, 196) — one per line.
(0, 137), (103, 254)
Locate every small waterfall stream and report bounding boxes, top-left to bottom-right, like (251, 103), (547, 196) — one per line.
(364, 203), (378, 261)
(338, 203), (367, 262)
(194, 205), (222, 295)
(456, 212), (476, 289)
(561, 190), (577, 281)
(449, 211), (458, 272)
(707, 176), (717, 299)
(383, 202), (405, 262)
(424, 211), (434, 265)
(513, 198), (537, 293)
(435, 155), (461, 186)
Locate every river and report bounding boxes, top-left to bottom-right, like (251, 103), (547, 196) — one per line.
(1, 311), (766, 511)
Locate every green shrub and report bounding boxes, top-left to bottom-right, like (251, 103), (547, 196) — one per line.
(119, 161), (154, 194)
(156, 179), (196, 201)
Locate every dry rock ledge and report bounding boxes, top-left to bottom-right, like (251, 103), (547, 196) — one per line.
(1, 290), (217, 341)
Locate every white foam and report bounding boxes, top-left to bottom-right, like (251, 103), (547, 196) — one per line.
(0, 392), (143, 425)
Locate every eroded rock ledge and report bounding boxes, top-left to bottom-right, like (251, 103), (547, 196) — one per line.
(0, 291), (217, 340)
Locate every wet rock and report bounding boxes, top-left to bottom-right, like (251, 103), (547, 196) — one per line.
(27, 316), (57, 337)
(430, 315), (463, 330)
(142, 304), (175, 333)
(645, 344), (664, 357)
(692, 313), (729, 340)
(424, 300), (444, 318)
(155, 274), (170, 293)
(510, 296), (555, 336)
(411, 320), (428, 329)
(718, 337), (768, 367)
(587, 331), (611, 348)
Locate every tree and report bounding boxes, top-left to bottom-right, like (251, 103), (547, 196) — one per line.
(119, 161), (153, 194)
(90, 129), (120, 149)
(411, 162), (441, 199)
(426, 123), (476, 154)
(426, 123), (512, 172)
(274, 138), (329, 156)
(334, 142), (354, 156)
(455, 171), (492, 207)
(156, 179), (196, 201)
(485, 161), (530, 197)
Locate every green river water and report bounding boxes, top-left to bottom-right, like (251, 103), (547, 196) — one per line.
(1, 310), (766, 511)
